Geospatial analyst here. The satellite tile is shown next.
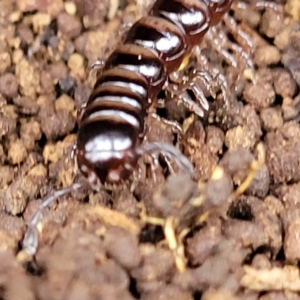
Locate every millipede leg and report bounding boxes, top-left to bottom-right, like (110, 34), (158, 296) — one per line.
(137, 142), (194, 176)
(237, 0), (283, 12)
(193, 47), (232, 103)
(222, 14), (254, 50)
(22, 181), (87, 255)
(144, 152), (161, 183)
(90, 59), (105, 71)
(166, 64), (231, 117)
(148, 112), (182, 133)
(165, 82), (209, 118)
(161, 154), (176, 174)
(88, 59), (105, 83)
(206, 26), (255, 75)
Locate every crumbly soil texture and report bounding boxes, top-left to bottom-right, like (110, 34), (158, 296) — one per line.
(0, 0), (300, 299)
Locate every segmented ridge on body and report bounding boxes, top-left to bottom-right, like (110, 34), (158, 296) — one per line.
(76, 0), (233, 187)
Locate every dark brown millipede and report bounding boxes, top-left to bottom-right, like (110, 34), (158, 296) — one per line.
(76, 0), (232, 187)
(23, 0), (233, 255)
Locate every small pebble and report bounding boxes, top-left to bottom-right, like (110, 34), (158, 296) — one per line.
(57, 12), (82, 39)
(0, 73), (18, 98)
(254, 45), (280, 67)
(8, 139), (27, 165)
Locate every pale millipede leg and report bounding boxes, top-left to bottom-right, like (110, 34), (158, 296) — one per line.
(88, 59), (105, 82)
(219, 16), (256, 73)
(166, 62), (232, 118)
(206, 29), (239, 68)
(137, 142), (194, 176)
(194, 49), (231, 101)
(89, 59), (105, 70)
(146, 152), (161, 183)
(245, 0), (283, 11)
(165, 82), (209, 118)
(148, 112), (183, 133)
(206, 25), (255, 77)
(161, 153), (176, 174)
(190, 69), (217, 98)
(222, 14), (254, 50)
(22, 181), (87, 255)
(188, 82), (211, 110)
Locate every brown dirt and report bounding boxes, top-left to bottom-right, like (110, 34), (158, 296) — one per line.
(0, 0), (300, 299)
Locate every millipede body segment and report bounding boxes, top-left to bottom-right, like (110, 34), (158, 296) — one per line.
(75, 0), (233, 188)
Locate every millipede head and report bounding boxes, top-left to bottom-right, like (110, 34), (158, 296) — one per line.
(76, 125), (139, 189)
(76, 147), (138, 190)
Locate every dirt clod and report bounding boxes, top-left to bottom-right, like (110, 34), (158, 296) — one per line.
(0, 73), (19, 98)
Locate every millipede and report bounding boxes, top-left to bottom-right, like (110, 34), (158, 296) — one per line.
(23, 0), (233, 254)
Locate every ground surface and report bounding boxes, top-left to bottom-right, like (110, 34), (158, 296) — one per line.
(0, 0), (300, 299)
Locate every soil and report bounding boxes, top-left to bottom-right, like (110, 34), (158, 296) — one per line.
(0, 0), (299, 299)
